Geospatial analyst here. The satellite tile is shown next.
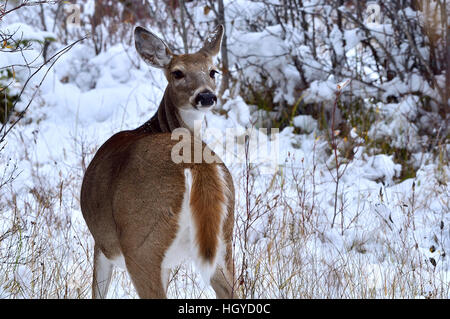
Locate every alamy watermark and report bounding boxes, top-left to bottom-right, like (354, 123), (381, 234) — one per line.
(171, 120), (280, 175)
(366, 2), (381, 24)
(57, 1), (382, 176)
(62, 2), (381, 27)
(65, 3), (80, 27)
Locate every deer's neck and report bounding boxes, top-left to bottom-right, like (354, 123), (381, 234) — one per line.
(137, 87), (206, 134)
(137, 88), (182, 133)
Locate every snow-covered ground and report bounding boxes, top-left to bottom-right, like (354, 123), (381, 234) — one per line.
(0, 2), (448, 299)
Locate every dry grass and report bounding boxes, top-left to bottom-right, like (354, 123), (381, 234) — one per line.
(0, 131), (448, 299)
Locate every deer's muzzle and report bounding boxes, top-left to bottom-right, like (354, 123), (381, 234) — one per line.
(195, 91), (217, 107)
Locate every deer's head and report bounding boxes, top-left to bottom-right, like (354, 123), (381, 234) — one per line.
(135, 25), (223, 112)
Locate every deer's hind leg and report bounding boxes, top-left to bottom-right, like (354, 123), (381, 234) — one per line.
(211, 190), (236, 299)
(123, 248), (166, 299)
(211, 265), (234, 299)
(118, 221), (171, 299)
(92, 245), (114, 299)
(210, 239), (235, 299)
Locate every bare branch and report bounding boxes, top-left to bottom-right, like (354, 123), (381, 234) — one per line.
(0, 36), (88, 144)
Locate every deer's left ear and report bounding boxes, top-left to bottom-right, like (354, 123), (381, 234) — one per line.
(200, 24), (224, 57)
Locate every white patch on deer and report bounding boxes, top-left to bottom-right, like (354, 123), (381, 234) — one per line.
(161, 168), (223, 285)
(178, 105), (209, 132)
(109, 254), (126, 269)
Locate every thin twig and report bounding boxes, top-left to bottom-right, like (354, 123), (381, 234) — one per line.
(0, 0), (61, 19)
(0, 36), (88, 143)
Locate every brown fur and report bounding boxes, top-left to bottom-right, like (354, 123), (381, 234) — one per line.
(190, 164), (225, 262)
(81, 132), (235, 298)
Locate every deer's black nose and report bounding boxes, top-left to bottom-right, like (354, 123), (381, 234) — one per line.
(195, 91), (217, 107)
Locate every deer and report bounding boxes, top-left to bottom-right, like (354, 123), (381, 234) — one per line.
(80, 25), (236, 299)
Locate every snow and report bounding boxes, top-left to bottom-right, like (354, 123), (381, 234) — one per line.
(0, 22), (56, 43)
(305, 78), (337, 102)
(292, 115), (317, 133)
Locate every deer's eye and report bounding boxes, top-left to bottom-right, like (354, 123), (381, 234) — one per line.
(209, 70), (218, 79)
(172, 70), (184, 79)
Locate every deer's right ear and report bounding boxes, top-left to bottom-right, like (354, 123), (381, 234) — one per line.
(135, 27), (173, 69)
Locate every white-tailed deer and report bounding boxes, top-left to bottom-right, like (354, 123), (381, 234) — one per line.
(80, 25), (235, 299)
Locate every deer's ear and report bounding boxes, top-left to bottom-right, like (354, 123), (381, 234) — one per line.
(200, 24), (224, 57)
(135, 26), (173, 69)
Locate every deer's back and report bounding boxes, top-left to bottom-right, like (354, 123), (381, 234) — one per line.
(80, 131), (234, 265)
